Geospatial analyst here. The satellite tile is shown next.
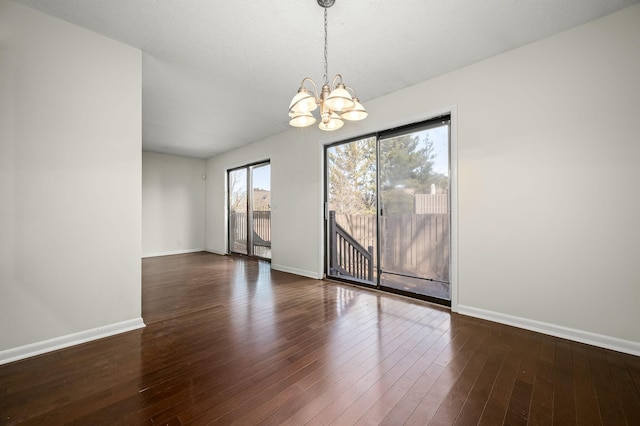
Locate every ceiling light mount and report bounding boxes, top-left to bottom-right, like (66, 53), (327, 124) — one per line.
(317, 0), (335, 8)
(288, 0), (367, 131)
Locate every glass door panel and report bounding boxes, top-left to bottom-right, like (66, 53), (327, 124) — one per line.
(229, 168), (248, 255)
(378, 123), (450, 300)
(251, 164), (271, 259)
(326, 137), (377, 284)
(228, 161), (271, 259)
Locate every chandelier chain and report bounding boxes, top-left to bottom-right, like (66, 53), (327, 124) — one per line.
(323, 7), (328, 85)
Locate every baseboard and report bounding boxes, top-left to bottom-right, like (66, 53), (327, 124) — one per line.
(271, 263), (322, 280)
(0, 317), (146, 366)
(204, 249), (227, 256)
(142, 248), (204, 258)
(457, 305), (640, 356)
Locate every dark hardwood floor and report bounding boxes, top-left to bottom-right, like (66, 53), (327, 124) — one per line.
(1, 252), (639, 425)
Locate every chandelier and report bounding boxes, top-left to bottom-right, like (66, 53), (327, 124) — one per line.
(288, 0), (368, 131)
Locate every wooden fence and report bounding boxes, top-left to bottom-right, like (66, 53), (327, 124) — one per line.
(229, 210), (449, 283)
(334, 213), (449, 283)
(414, 194), (448, 214)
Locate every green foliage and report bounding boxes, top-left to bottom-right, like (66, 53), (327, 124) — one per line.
(328, 131), (448, 216)
(327, 137), (376, 215)
(379, 133), (434, 192)
(379, 132), (445, 214)
(380, 188), (413, 214)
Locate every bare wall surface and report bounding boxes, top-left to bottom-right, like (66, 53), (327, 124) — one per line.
(205, 136), (323, 278)
(0, 1), (143, 354)
(206, 5), (640, 350)
(142, 151), (205, 257)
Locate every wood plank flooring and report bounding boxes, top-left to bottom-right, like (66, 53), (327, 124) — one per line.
(1, 252), (639, 425)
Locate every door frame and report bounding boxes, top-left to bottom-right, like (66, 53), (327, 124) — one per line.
(227, 159), (271, 260)
(323, 108), (458, 309)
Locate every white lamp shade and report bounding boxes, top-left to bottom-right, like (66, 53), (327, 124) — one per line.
(288, 89), (317, 116)
(318, 113), (344, 131)
(324, 85), (355, 112)
(341, 98), (368, 121)
(289, 112), (316, 127)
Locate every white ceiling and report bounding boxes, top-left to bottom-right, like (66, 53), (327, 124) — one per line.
(13, 0), (639, 158)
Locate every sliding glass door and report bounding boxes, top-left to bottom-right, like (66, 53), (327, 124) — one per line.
(228, 161), (271, 259)
(325, 117), (451, 304)
(250, 163), (271, 258)
(326, 137), (377, 285)
(229, 168), (248, 255)
(378, 123), (450, 300)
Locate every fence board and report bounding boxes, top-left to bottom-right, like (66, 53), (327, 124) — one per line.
(414, 194), (448, 214)
(231, 211), (449, 283)
(335, 213), (449, 283)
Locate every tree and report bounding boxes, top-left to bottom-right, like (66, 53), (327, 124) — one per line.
(379, 133), (446, 214)
(327, 132), (447, 215)
(228, 169), (247, 212)
(379, 133), (435, 192)
(327, 137), (376, 215)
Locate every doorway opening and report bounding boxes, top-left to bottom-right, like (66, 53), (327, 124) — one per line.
(228, 161), (271, 260)
(325, 116), (451, 305)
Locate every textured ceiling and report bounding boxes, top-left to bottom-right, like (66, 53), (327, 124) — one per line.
(12, 0), (640, 158)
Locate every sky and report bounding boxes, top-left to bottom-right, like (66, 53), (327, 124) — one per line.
(252, 163), (271, 191)
(423, 125), (449, 176)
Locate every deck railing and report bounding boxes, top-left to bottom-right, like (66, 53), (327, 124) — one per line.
(252, 210), (271, 247)
(230, 211), (271, 249)
(230, 209), (447, 284)
(328, 211), (374, 282)
(333, 212), (450, 283)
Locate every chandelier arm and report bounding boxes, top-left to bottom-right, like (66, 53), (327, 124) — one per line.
(300, 77), (320, 100)
(330, 74), (344, 89)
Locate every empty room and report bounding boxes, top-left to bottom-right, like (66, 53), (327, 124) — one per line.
(1, 0), (639, 424)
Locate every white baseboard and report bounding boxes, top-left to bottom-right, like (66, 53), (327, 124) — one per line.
(271, 263), (322, 280)
(205, 249), (227, 256)
(0, 317), (146, 366)
(142, 248), (204, 258)
(457, 305), (640, 356)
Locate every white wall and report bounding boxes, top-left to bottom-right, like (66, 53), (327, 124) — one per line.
(142, 151), (205, 257)
(0, 1), (143, 362)
(205, 138), (322, 278)
(206, 5), (640, 354)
